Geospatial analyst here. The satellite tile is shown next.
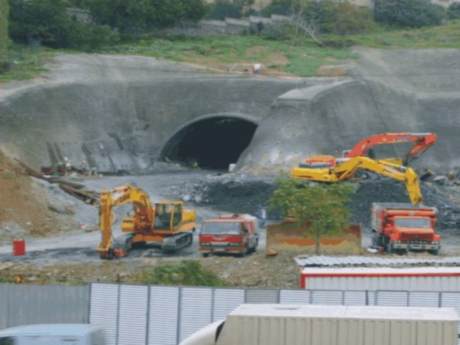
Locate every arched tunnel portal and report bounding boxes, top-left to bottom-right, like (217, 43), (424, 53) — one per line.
(160, 114), (258, 170)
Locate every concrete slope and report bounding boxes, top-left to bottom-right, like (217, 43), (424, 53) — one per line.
(1, 50), (459, 174)
(239, 48), (460, 172)
(0, 54), (321, 173)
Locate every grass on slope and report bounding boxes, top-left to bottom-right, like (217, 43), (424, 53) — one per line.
(101, 35), (352, 77)
(342, 20), (460, 48)
(1, 20), (460, 82)
(0, 44), (54, 83)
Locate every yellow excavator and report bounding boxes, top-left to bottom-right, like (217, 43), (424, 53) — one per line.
(98, 185), (196, 259)
(292, 156), (422, 205)
(291, 133), (437, 205)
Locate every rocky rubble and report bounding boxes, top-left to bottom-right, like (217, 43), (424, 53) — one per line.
(165, 173), (277, 216)
(166, 172), (460, 232)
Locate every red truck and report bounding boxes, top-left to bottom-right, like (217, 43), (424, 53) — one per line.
(199, 214), (259, 257)
(372, 202), (441, 254)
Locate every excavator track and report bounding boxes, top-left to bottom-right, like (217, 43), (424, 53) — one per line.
(161, 232), (193, 253)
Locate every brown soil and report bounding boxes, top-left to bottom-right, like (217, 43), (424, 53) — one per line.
(0, 151), (61, 240)
(0, 253), (301, 289)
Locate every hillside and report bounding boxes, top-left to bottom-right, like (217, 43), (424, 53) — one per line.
(0, 151), (79, 242)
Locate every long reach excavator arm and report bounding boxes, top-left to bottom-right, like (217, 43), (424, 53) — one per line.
(344, 132), (437, 164)
(291, 156), (423, 205)
(291, 133), (436, 206)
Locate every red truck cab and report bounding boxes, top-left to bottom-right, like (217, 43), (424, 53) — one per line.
(199, 214), (259, 257)
(372, 202), (441, 254)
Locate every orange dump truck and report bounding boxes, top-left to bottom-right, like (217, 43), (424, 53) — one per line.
(199, 214), (258, 257)
(372, 202), (441, 254)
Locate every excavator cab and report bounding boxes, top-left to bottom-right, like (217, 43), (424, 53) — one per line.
(154, 202), (183, 230)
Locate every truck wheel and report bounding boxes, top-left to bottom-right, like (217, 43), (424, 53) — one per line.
(429, 248), (440, 255)
(385, 241), (394, 254)
(202, 253), (209, 258)
(398, 248), (408, 255)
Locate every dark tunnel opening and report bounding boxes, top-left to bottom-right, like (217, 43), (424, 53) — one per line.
(161, 117), (258, 170)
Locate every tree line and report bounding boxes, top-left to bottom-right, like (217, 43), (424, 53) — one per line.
(1, 0), (460, 58)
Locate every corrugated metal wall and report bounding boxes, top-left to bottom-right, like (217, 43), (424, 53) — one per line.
(0, 284), (90, 329)
(87, 284), (460, 345)
(1, 283), (459, 345)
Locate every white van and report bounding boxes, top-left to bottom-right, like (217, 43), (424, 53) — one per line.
(0, 324), (105, 345)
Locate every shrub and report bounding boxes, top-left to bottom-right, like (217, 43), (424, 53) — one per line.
(9, 0), (119, 50)
(261, 0), (302, 16)
(87, 0), (207, 34)
(374, 0), (445, 27)
(327, 2), (374, 35)
(139, 261), (225, 287)
(262, 0), (374, 35)
(447, 3), (460, 19)
(206, 1), (244, 19)
(0, 0), (9, 70)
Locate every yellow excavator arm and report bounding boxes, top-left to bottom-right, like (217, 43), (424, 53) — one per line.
(97, 185), (154, 255)
(292, 156), (423, 205)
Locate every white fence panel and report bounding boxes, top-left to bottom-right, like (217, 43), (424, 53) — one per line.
(148, 286), (180, 345)
(280, 290), (311, 304)
(408, 292), (439, 308)
(118, 285), (148, 345)
(245, 289), (279, 304)
(90, 284), (119, 345)
(180, 288), (213, 342)
(311, 290), (343, 305)
(376, 291), (409, 307)
(344, 291), (367, 306)
(213, 289), (245, 321)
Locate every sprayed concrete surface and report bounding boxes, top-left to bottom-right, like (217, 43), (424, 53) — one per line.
(1, 49), (459, 174)
(240, 48), (460, 172)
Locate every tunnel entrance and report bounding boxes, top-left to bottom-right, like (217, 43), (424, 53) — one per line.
(161, 116), (258, 170)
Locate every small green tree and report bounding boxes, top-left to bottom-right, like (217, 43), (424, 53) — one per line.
(0, 0), (9, 71)
(270, 178), (352, 254)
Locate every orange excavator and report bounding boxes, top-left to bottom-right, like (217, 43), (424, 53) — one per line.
(342, 132), (437, 164)
(97, 185), (196, 259)
(291, 133), (437, 205)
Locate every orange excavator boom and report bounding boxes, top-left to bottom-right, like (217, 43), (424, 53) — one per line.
(344, 132), (437, 164)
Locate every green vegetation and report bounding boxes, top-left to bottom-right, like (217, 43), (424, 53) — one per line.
(9, 0), (119, 50)
(374, 0), (445, 28)
(206, 0), (254, 19)
(137, 261), (225, 287)
(0, 0), (8, 70)
(0, 44), (54, 82)
(100, 35), (352, 77)
(85, 0), (207, 35)
(270, 178), (352, 254)
(262, 0), (375, 35)
(448, 3), (460, 19)
(339, 20), (460, 48)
